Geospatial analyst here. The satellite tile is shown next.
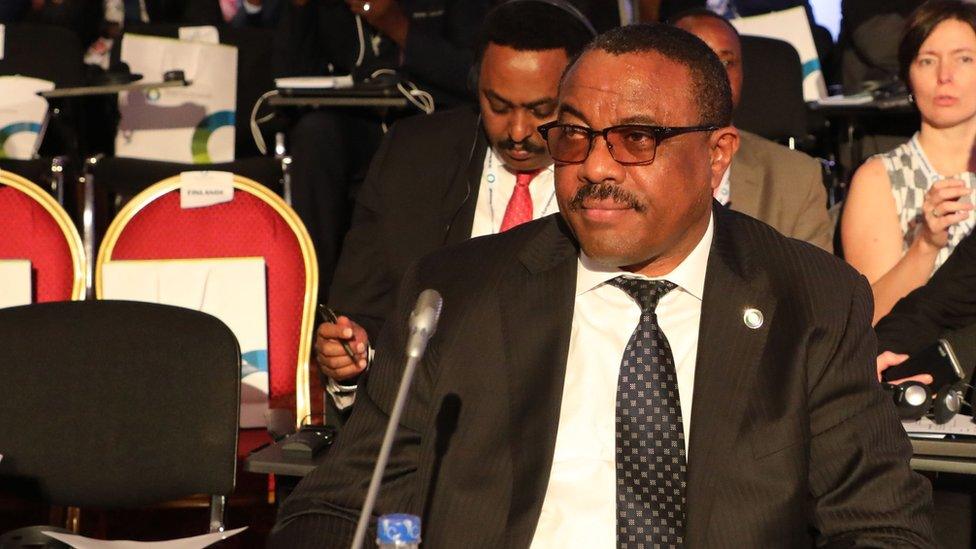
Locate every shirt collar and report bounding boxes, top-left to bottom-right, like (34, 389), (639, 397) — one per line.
(575, 212), (713, 301)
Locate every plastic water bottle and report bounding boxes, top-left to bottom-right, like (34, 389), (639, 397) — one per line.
(376, 513), (421, 548)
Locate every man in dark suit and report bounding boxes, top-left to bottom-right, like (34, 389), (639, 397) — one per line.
(874, 223), (976, 549)
(271, 24), (932, 547)
(277, 0), (491, 307)
(315, 1), (596, 414)
(673, 9), (832, 251)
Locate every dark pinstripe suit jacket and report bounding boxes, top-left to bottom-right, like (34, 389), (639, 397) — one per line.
(271, 206), (934, 548)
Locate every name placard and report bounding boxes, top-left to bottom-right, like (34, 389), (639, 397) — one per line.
(180, 170), (234, 209)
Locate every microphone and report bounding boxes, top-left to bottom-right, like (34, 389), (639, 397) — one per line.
(406, 289), (444, 358)
(351, 289), (444, 549)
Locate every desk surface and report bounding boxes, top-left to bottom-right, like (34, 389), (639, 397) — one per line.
(910, 438), (976, 475)
(247, 434), (976, 478)
(268, 95), (409, 108)
(808, 97), (917, 118)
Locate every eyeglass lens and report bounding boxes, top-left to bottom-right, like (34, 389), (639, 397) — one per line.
(547, 126), (658, 164)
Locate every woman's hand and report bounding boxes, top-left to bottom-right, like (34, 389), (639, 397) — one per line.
(915, 178), (974, 250)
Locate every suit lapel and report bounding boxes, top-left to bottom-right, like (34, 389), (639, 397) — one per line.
(685, 205), (775, 544)
(498, 216), (579, 546)
(443, 119), (488, 245)
(728, 132), (763, 217)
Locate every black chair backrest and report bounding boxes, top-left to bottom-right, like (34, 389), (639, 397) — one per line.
(89, 156), (283, 200)
(735, 35), (808, 142)
(0, 300), (240, 508)
(0, 159), (54, 193)
(114, 23), (276, 158)
(0, 23), (85, 87)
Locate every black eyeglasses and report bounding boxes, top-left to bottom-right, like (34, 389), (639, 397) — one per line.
(537, 121), (720, 165)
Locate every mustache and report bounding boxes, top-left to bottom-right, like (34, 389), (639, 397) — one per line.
(568, 183), (647, 213)
(497, 137), (546, 155)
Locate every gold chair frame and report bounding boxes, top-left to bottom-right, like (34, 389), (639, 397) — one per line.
(0, 170), (86, 300)
(94, 175), (318, 427)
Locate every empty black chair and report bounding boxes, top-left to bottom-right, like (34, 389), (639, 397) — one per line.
(1, 157), (71, 205)
(0, 23), (85, 88)
(736, 35), (809, 145)
(0, 300), (240, 534)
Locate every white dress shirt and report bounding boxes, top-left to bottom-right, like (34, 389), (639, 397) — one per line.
(530, 214), (714, 548)
(469, 148), (557, 238)
(714, 164), (732, 206)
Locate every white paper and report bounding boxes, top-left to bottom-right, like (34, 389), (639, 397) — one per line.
(0, 259), (32, 309)
(179, 170), (234, 209)
(0, 24), (5, 61)
(117, 34), (237, 164)
(0, 76), (54, 159)
(904, 414), (976, 438)
(43, 526), (246, 549)
(274, 75), (354, 90)
(731, 6), (828, 102)
(178, 26), (220, 45)
(816, 93), (873, 106)
(101, 258), (269, 427)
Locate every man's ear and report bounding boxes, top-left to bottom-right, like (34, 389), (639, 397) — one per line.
(710, 126), (740, 176)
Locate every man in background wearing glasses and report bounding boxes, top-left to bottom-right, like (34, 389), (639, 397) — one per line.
(271, 24), (932, 547)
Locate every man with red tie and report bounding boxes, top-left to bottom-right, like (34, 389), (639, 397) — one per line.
(316, 0), (596, 419)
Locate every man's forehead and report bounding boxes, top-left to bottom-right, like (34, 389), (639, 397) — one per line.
(558, 50), (693, 120)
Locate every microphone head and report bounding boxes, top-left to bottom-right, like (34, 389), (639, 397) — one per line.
(406, 289), (443, 358)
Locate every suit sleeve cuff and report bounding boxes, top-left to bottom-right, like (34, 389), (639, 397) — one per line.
(324, 346), (374, 410)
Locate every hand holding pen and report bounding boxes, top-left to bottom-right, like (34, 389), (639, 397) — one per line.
(315, 305), (370, 383)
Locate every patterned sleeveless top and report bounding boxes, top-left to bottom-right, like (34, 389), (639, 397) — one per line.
(875, 132), (976, 273)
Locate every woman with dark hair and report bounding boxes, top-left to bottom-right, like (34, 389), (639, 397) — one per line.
(842, 0), (976, 324)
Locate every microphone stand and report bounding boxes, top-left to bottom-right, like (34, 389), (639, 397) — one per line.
(351, 289), (442, 549)
(350, 351), (425, 549)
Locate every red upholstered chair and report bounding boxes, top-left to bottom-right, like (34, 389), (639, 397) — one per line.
(0, 171), (85, 302)
(94, 175), (317, 460)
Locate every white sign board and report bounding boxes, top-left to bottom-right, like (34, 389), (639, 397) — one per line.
(0, 259), (31, 309)
(117, 34), (237, 164)
(0, 76), (53, 160)
(731, 6), (828, 101)
(101, 257), (269, 427)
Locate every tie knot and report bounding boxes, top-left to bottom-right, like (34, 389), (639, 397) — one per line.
(607, 276), (676, 312)
(515, 170), (538, 188)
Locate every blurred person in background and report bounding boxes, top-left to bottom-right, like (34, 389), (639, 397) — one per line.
(842, 0), (976, 324)
(275, 0), (489, 304)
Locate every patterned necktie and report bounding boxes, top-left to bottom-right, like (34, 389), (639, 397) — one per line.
(607, 276), (687, 548)
(499, 170), (539, 232)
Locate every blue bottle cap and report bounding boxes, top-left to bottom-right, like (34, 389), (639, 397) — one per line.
(377, 514), (422, 544)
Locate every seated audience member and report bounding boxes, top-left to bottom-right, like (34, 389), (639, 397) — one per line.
(316, 0), (595, 420)
(673, 9), (832, 251)
(842, 0), (976, 324)
(274, 0), (490, 304)
(270, 24), (932, 547)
